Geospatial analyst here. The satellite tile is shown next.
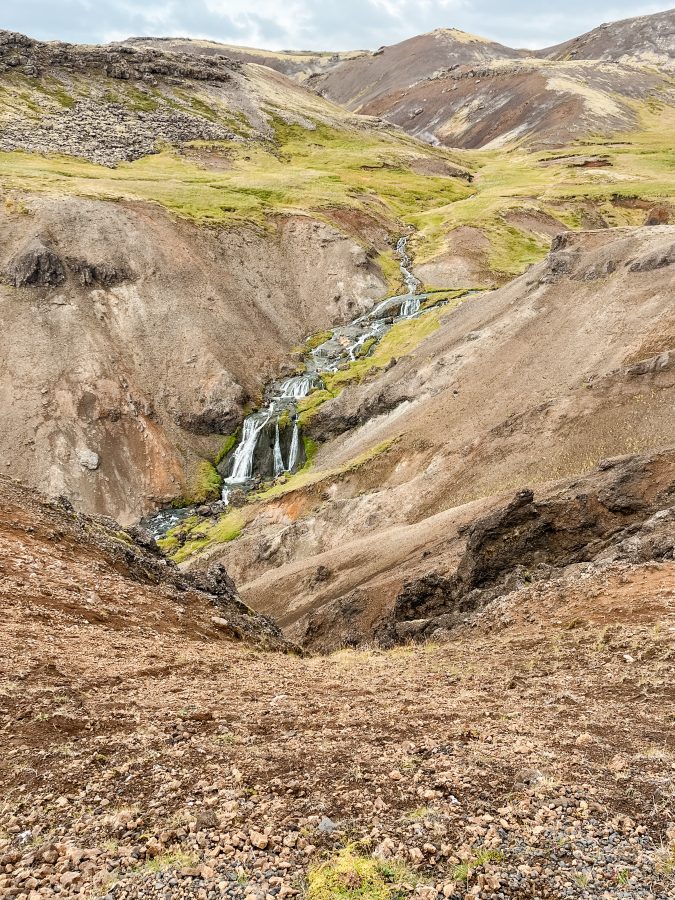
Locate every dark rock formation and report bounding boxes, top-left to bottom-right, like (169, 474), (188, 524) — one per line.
(308, 388), (412, 443)
(7, 242), (134, 290)
(0, 31), (238, 82)
(628, 242), (675, 272)
(10, 241), (66, 287)
(384, 449), (675, 644)
(68, 259), (133, 287)
(0, 31), (239, 165)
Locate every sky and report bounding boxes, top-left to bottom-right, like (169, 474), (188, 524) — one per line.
(2, 1), (673, 51)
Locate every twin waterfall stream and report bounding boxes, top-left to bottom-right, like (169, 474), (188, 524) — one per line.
(146, 238), (429, 536)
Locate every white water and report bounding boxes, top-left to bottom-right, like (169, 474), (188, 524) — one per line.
(273, 422), (285, 476)
(225, 412), (270, 487)
(288, 421), (300, 472)
(280, 375), (315, 399)
(220, 235), (423, 501)
(400, 296), (421, 317)
(396, 235), (421, 296)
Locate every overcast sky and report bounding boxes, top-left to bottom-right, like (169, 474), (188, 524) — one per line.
(2, 1), (673, 51)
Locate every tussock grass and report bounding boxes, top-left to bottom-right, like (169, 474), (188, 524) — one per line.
(307, 846), (415, 899)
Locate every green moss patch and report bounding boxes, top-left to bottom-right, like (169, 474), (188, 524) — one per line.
(301, 330), (334, 352)
(160, 509), (245, 563)
(182, 460), (222, 505)
(214, 432), (239, 466)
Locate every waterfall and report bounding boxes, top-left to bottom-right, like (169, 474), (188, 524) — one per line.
(273, 422), (285, 476)
(400, 296), (421, 318)
(280, 376), (315, 399)
(288, 421), (300, 472)
(228, 412), (270, 482)
(396, 236), (421, 296)
(146, 231), (443, 535)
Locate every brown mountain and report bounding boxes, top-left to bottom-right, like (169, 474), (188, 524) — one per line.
(309, 10), (675, 148)
(306, 28), (523, 109)
(543, 7), (675, 70)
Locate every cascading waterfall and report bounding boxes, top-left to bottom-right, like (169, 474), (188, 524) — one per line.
(396, 235), (421, 296)
(400, 296), (421, 317)
(280, 376), (315, 399)
(223, 411), (271, 496)
(288, 421), (300, 472)
(144, 234), (448, 536)
(217, 236), (424, 503)
(273, 422), (285, 476)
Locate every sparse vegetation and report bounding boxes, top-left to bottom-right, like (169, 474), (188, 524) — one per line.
(214, 432), (239, 467)
(453, 849), (505, 883)
(301, 330), (334, 353)
(141, 849), (199, 874)
(158, 508), (245, 562)
(307, 846), (413, 900)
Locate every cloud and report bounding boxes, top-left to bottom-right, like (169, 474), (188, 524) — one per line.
(2, 0), (673, 51)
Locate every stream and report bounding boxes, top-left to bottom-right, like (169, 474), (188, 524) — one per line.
(144, 237), (429, 537)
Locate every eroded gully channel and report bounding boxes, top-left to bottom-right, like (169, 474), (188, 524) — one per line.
(145, 237), (433, 537)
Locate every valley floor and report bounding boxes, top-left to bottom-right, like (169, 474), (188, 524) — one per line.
(2, 522), (674, 898)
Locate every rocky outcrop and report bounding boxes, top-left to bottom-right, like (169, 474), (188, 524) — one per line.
(6, 240), (133, 289)
(382, 448), (675, 644)
(0, 98), (237, 166)
(307, 386), (412, 443)
(9, 240), (66, 288)
(0, 31), (238, 82)
(0, 31), (241, 165)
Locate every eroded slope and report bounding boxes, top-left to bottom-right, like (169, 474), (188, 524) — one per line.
(180, 227), (675, 642)
(1, 501), (673, 897)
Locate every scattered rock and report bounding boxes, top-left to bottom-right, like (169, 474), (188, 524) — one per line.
(76, 448), (100, 471)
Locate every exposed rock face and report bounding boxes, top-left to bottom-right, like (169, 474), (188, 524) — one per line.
(307, 386), (412, 443)
(0, 99), (236, 166)
(308, 28), (523, 110)
(6, 240), (133, 289)
(383, 448), (675, 643)
(171, 373), (246, 437)
(0, 31), (238, 82)
(0, 32), (240, 165)
(9, 240), (66, 288)
(126, 36), (368, 80)
(0, 198), (389, 522)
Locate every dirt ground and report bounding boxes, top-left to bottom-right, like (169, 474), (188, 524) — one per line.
(1, 484), (673, 898)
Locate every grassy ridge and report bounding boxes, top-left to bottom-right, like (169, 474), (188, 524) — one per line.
(1, 81), (672, 280)
(0, 121), (471, 227)
(409, 104), (675, 278)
